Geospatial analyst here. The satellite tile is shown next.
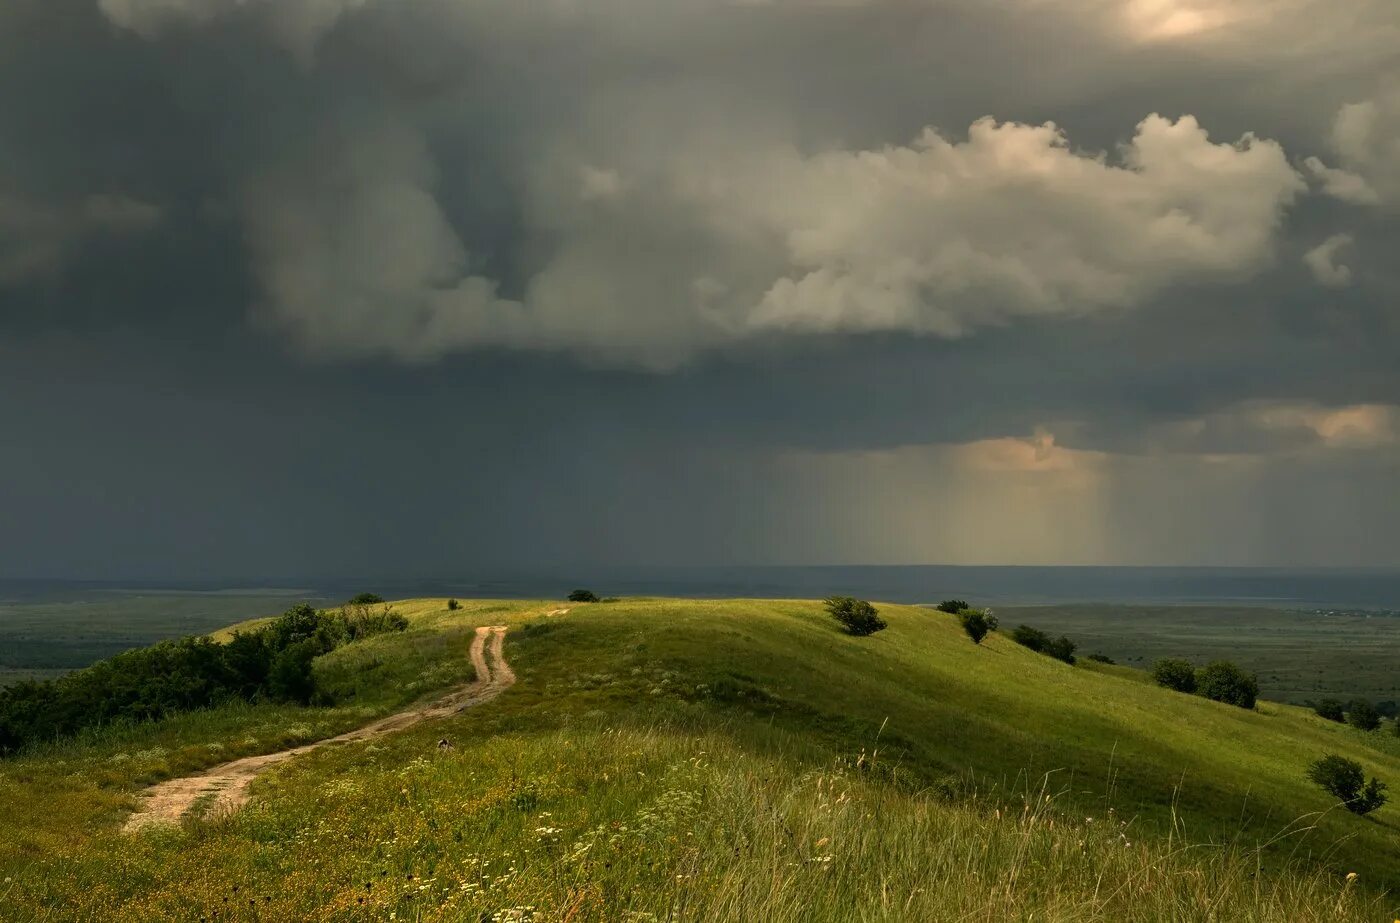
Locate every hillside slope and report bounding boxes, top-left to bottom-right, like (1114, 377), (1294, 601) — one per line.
(3, 597), (1399, 921)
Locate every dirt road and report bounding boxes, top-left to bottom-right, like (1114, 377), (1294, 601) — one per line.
(124, 624), (514, 831)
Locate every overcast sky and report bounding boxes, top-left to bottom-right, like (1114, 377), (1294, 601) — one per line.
(2, 0), (1398, 578)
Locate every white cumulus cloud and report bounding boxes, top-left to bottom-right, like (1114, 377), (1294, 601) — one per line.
(1302, 234), (1355, 288)
(1307, 85), (1400, 208)
(240, 112), (1305, 367)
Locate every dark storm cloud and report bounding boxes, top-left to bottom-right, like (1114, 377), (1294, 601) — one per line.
(1, 0), (1398, 571)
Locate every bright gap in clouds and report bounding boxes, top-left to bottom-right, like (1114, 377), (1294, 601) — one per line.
(1122, 0), (1245, 41)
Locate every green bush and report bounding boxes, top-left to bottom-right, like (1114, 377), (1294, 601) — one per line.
(1086, 653), (1115, 664)
(936, 599), (970, 614)
(0, 600), (410, 756)
(1045, 636), (1076, 664)
(1347, 699), (1381, 731)
(1011, 625), (1075, 664)
(1196, 661), (1259, 710)
(1314, 699), (1345, 723)
(959, 610), (993, 644)
(1307, 754), (1388, 815)
(1012, 625), (1049, 651)
(825, 596), (887, 637)
(447, 598), (461, 611)
(1151, 658), (1198, 694)
(568, 589), (600, 603)
(348, 592), (385, 605)
(267, 640), (319, 705)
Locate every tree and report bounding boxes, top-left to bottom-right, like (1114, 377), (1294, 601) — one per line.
(568, 589), (600, 603)
(1152, 658), (1198, 694)
(937, 599), (970, 614)
(1314, 699), (1345, 723)
(959, 610), (993, 644)
(447, 598), (461, 611)
(1347, 699), (1382, 731)
(348, 592), (385, 605)
(1307, 754), (1388, 815)
(267, 640), (319, 705)
(1196, 661), (1259, 710)
(1045, 636), (1077, 665)
(825, 596), (887, 636)
(1011, 625), (1049, 652)
(1086, 653), (1116, 664)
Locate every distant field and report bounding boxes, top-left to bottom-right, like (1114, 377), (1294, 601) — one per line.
(1000, 604), (1400, 704)
(0, 589), (319, 686)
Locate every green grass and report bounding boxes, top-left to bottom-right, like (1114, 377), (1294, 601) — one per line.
(1001, 603), (1400, 704)
(4, 597), (1400, 921)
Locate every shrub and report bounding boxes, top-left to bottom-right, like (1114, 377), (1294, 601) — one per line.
(267, 640), (319, 705)
(1347, 699), (1382, 732)
(1152, 658), (1198, 694)
(959, 610), (993, 644)
(568, 589), (600, 603)
(1314, 699), (1345, 723)
(348, 592), (385, 605)
(1011, 625), (1075, 664)
(825, 596), (887, 636)
(0, 600), (409, 756)
(1307, 754), (1388, 815)
(937, 599), (970, 614)
(447, 598), (461, 611)
(1086, 653), (1115, 664)
(1196, 661), (1259, 710)
(1045, 636), (1077, 665)
(1012, 625), (1050, 652)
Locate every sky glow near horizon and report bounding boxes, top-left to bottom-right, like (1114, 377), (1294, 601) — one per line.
(0, 0), (1398, 575)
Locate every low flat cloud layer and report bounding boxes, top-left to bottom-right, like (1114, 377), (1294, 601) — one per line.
(0, 0), (1397, 572)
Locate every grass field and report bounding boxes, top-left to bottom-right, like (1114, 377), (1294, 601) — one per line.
(1001, 604), (1400, 703)
(4, 597), (1400, 921)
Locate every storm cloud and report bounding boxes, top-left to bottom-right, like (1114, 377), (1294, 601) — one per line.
(0, 0), (1397, 574)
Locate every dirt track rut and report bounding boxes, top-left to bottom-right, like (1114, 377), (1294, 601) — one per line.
(124, 625), (514, 831)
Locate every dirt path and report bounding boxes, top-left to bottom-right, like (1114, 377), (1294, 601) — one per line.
(124, 625), (514, 832)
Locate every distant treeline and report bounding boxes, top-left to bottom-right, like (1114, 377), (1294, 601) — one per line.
(0, 599), (406, 756)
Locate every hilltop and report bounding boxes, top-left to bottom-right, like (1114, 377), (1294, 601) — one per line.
(3, 597), (1399, 921)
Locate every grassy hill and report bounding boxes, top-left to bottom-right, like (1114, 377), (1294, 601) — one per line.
(3, 597), (1400, 921)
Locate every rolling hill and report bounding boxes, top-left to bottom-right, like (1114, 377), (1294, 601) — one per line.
(3, 597), (1399, 921)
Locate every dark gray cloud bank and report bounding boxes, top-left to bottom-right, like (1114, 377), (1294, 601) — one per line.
(1, 0), (1398, 577)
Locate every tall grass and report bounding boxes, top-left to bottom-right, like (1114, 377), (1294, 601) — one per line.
(6, 720), (1389, 922)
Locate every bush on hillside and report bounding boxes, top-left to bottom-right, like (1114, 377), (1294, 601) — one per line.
(0, 601), (409, 756)
(447, 598), (461, 611)
(348, 592), (385, 605)
(1086, 653), (1116, 664)
(1045, 636), (1077, 664)
(1196, 661), (1259, 710)
(267, 640), (319, 705)
(1347, 699), (1381, 732)
(1152, 658), (1198, 694)
(937, 599), (970, 614)
(1307, 754), (1388, 815)
(826, 596), (887, 637)
(1314, 699), (1345, 723)
(959, 610), (993, 644)
(1011, 625), (1076, 664)
(568, 589), (600, 603)
(1012, 625), (1049, 651)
